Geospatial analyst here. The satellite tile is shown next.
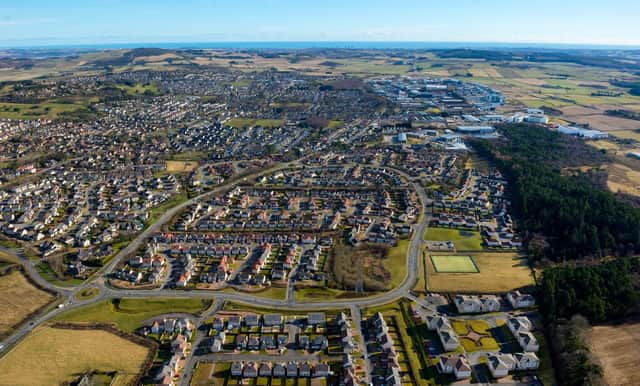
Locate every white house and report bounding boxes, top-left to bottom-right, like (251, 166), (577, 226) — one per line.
(506, 291), (535, 309)
(437, 355), (472, 380)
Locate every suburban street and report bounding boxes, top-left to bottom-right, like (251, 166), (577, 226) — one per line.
(0, 159), (431, 386)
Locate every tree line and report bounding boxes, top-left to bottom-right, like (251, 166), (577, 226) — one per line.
(473, 124), (640, 260)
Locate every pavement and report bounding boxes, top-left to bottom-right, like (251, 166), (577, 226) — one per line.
(0, 160), (432, 374)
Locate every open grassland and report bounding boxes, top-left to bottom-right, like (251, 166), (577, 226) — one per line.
(115, 83), (159, 96)
(0, 270), (54, 336)
(425, 227), (483, 251)
(426, 252), (534, 293)
(55, 298), (211, 332)
(0, 101), (90, 120)
(605, 162), (640, 196)
(0, 326), (149, 386)
(226, 117), (284, 128)
(592, 320), (640, 386)
(166, 160), (199, 173)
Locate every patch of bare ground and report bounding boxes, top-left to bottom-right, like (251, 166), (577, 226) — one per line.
(592, 319), (640, 386)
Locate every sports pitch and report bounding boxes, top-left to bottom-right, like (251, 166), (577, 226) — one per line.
(430, 255), (479, 273)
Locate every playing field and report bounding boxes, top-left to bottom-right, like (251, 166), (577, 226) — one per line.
(427, 252), (534, 292)
(0, 270), (54, 336)
(430, 255), (479, 273)
(0, 326), (150, 386)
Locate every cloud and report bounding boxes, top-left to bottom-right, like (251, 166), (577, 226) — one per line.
(0, 17), (59, 27)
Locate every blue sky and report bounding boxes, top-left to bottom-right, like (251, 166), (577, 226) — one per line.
(1, 0), (639, 47)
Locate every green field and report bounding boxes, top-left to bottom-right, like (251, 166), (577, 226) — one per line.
(430, 255), (479, 273)
(384, 239), (410, 287)
(226, 118), (284, 128)
(424, 227), (483, 251)
(115, 83), (159, 96)
(0, 101), (90, 120)
(55, 298), (211, 332)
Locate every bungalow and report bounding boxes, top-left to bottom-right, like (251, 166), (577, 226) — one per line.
(228, 315), (242, 329)
(314, 363), (330, 377)
(273, 362), (286, 377)
(487, 354), (516, 378)
(299, 362), (311, 377)
(286, 362), (298, 377)
(259, 362), (272, 377)
(508, 316), (533, 335)
(235, 334), (248, 350)
(244, 314), (260, 327)
(263, 313), (283, 327)
(311, 335), (329, 351)
(437, 355), (472, 380)
(514, 352), (540, 370)
(307, 312), (326, 326)
(517, 331), (540, 352)
(438, 328), (460, 352)
(506, 291), (535, 309)
(230, 362), (243, 377)
(243, 362), (258, 378)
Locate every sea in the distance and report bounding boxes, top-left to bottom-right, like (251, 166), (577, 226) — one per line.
(4, 41), (639, 51)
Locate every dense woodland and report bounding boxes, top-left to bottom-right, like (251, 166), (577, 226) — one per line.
(539, 258), (639, 322)
(473, 124), (640, 260)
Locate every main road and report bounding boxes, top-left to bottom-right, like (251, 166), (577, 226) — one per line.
(0, 161), (430, 355)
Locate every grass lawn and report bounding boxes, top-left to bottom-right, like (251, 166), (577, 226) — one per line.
(426, 252), (534, 293)
(55, 298), (211, 332)
(0, 101), (90, 120)
(0, 326), (149, 386)
(226, 118), (284, 128)
(413, 252), (428, 293)
(0, 250), (19, 265)
(170, 151), (209, 161)
(115, 83), (159, 96)
(0, 270), (55, 336)
(424, 227), (483, 251)
(224, 285), (287, 300)
(74, 287), (100, 300)
(148, 191), (189, 225)
(35, 261), (84, 288)
(384, 239), (410, 288)
(165, 160), (198, 173)
(430, 255), (479, 273)
(295, 286), (353, 301)
(460, 336), (500, 352)
(468, 320), (491, 335)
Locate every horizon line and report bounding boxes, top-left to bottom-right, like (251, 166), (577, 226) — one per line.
(2, 40), (640, 51)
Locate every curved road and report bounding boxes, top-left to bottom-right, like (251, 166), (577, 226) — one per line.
(0, 162), (430, 357)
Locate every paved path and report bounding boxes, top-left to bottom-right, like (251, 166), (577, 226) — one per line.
(0, 162), (432, 361)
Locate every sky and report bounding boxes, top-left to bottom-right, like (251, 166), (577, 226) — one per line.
(1, 0), (639, 48)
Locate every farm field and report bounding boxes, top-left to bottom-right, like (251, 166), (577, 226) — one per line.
(592, 320), (640, 386)
(55, 297), (211, 332)
(0, 326), (149, 386)
(0, 270), (54, 336)
(426, 252), (534, 293)
(424, 227), (483, 251)
(430, 255), (479, 273)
